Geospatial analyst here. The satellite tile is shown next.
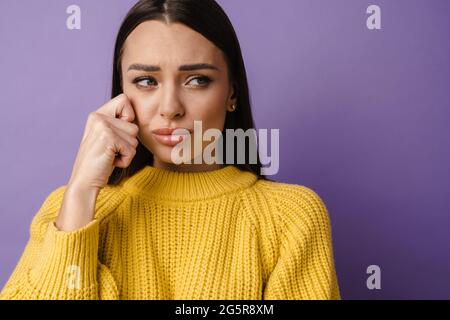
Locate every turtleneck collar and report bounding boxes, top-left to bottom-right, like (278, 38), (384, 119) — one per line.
(119, 165), (258, 201)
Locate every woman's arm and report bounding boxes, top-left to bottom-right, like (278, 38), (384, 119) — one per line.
(0, 186), (123, 300)
(262, 185), (341, 300)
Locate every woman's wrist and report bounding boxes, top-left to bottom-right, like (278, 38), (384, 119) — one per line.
(55, 183), (100, 232)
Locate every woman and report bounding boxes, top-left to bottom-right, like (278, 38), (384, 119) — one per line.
(1, 0), (340, 300)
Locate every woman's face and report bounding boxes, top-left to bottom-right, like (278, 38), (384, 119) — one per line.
(120, 20), (236, 171)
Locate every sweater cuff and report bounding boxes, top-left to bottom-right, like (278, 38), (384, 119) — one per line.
(29, 219), (100, 295)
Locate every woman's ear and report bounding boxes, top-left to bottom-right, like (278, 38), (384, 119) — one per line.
(227, 83), (237, 112)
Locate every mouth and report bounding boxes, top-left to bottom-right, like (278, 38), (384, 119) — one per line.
(151, 127), (193, 147)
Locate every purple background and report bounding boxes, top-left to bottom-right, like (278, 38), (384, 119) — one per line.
(1, 0), (449, 299)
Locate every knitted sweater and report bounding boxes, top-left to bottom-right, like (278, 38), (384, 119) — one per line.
(0, 165), (340, 300)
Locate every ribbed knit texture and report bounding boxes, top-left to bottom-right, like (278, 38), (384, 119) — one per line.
(1, 165), (340, 300)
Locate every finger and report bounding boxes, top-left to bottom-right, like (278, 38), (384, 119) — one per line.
(113, 146), (136, 168)
(109, 123), (139, 150)
(96, 93), (136, 123)
(107, 135), (136, 168)
(103, 115), (139, 137)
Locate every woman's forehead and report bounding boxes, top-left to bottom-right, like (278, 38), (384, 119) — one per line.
(122, 20), (223, 68)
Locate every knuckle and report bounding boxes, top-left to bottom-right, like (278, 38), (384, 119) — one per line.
(87, 112), (98, 124)
(105, 144), (116, 154)
(131, 124), (139, 136)
(88, 112), (99, 123)
(99, 128), (114, 142)
(95, 118), (110, 132)
(116, 93), (128, 103)
(125, 144), (136, 157)
(126, 149), (136, 164)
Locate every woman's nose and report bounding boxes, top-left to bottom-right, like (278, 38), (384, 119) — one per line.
(158, 87), (185, 120)
(160, 108), (184, 119)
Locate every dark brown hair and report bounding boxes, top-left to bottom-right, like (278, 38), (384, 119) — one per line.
(108, 0), (269, 185)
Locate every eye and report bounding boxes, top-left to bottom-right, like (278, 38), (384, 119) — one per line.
(187, 76), (212, 87)
(132, 76), (158, 88)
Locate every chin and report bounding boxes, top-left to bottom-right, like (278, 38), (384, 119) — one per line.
(150, 146), (175, 164)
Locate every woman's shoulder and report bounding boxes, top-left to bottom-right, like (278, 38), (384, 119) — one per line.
(245, 178), (332, 230)
(252, 178), (329, 211)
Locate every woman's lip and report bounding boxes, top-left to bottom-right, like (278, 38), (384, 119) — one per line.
(151, 127), (192, 135)
(152, 132), (188, 147)
(151, 127), (192, 147)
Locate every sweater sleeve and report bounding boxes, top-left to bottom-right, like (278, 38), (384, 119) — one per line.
(263, 184), (341, 300)
(0, 185), (125, 300)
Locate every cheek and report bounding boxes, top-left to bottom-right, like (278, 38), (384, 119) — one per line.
(122, 92), (156, 126)
(187, 89), (228, 130)
(191, 103), (227, 132)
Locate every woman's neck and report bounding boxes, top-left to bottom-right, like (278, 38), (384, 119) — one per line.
(152, 157), (225, 173)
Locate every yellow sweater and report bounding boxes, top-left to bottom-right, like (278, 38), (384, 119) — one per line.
(1, 165), (340, 300)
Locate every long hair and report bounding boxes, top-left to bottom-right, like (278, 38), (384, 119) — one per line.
(108, 0), (269, 185)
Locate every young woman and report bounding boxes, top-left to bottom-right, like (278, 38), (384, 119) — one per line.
(1, 0), (340, 300)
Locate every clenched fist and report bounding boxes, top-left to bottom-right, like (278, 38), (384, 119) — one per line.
(55, 93), (139, 231)
(68, 93), (140, 191)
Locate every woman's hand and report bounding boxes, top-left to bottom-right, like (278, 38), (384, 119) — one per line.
(68, 93), (139, 191)
(55, 94), (139, 231)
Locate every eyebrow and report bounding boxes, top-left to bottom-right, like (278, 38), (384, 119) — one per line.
(127, 63), (219, 72)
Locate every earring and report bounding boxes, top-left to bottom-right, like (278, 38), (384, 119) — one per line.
(230, 104), (237, 111)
